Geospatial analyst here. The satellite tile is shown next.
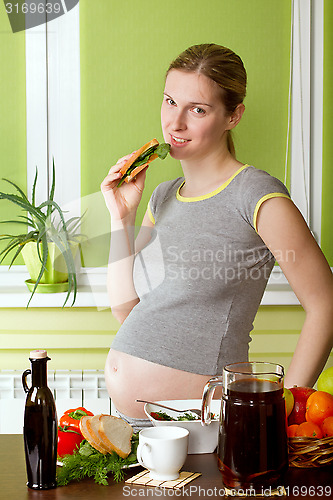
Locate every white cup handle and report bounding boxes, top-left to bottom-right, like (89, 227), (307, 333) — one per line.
(137, 442), (155, 471)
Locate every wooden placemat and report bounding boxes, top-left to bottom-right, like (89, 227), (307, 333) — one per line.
(126, 469), (201, 489)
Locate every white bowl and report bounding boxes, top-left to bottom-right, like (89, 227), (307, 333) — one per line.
(144, 399), (220, 454)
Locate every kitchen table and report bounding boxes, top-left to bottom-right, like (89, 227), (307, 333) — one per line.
(2, 435), (332, 499)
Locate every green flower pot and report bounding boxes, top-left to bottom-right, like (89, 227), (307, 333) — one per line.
(21, 241), (79, 292)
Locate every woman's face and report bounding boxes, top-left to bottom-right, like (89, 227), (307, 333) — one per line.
(161, 69), (233, 162)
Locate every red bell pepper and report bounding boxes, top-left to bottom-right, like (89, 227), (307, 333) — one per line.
(57, 426), (84, 457)
(59, 407), (94, 434)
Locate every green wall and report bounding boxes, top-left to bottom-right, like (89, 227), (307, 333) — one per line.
(0, 6), (27, 264)
(0, 306), (331, 380)
(80, 0), (291, 266)
(322, 0), (333, 264)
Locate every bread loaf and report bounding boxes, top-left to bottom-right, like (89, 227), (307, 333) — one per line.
(79, 416), (107, 455)
(86, 415), (110, 454)
(79, 414), (133, 459)
(98, 415), (133, 458)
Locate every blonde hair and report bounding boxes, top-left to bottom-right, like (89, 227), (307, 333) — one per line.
(167, 43), (247, 157)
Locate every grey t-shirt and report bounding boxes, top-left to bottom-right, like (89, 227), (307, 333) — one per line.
(111, 165), (290, 375)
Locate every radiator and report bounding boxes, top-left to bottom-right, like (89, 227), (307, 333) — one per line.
(0, 369), (115, 434)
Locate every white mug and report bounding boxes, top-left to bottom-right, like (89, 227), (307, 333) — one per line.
(137, 426), (189, 481)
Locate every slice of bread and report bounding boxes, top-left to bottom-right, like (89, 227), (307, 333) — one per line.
(86, 415), (110, 454)
(98, 415), (133, 459)
(79, 415), (107, 455)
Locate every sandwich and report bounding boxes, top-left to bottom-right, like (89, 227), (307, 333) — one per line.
(117, 139), (170, 187)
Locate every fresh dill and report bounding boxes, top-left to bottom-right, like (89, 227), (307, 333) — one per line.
(56, 434), (139, 486)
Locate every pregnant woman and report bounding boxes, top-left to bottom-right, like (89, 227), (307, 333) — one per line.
(101, 44), (333, 431)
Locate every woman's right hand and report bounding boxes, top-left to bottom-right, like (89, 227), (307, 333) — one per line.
(101, 152), (148, 221)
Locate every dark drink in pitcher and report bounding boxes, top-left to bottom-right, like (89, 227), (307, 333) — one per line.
(217, 378), (288, 492)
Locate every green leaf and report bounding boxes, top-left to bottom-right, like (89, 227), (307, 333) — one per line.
(177, 412), (198, 421)
(6, 243), (25, 269)
(0, 219), (31, 226)
(117, 177), (126, 187)
(0, 239), (23, 264)
(155, 142), (171, 159)
(134, 145), (157, 163)
(64, 216), (82, 234)
(78, 441), (97, 457)
(26, 238), (49, 308)
(0, 191), (46, 225)
(1, 178), (29, 203)
(31, 168), (38, 207)
(47, 159), (56, 218)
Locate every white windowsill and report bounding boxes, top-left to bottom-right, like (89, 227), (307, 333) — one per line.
(0, 266), (301, 308)
(0, 266), (109, 309)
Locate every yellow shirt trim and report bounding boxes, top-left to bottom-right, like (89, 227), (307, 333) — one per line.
(147, 202), (155, 225)
(253, 193), (290, 232)
(176, 164), (249, 202)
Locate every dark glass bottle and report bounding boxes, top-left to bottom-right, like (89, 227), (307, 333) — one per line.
(22, 350), (58, 490)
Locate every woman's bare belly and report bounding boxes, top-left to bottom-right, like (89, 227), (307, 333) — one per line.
(105, 349), (218, 418)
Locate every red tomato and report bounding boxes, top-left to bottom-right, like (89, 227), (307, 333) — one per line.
(57, 428), (84, 457)
(150, 411), (175, 421)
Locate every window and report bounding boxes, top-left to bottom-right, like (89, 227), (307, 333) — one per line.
(0, 0), (330, 307)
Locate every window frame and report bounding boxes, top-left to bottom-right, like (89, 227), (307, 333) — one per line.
(0, 0), (328, 307)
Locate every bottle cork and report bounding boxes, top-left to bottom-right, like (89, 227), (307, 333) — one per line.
(30, 349), (48, 359)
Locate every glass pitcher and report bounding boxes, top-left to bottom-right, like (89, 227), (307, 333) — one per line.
(201, 362), (288, 492)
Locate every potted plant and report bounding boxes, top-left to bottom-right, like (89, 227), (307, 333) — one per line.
(0, 161), (82, 307)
